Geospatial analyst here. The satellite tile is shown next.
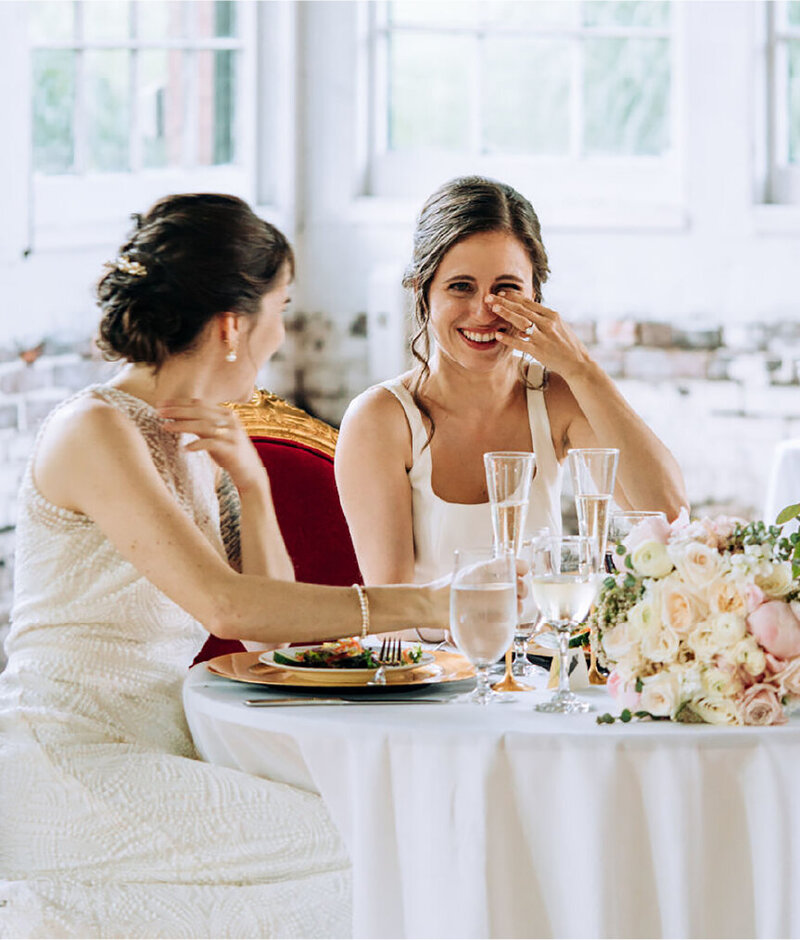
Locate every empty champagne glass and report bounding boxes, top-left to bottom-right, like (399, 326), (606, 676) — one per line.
(512, 528), (550, 679)
(529, 536), (601, 714)
(450, 548), (517, 704)
(607, 511), (668, 570)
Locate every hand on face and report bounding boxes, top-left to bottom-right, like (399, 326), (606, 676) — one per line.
(157, 399), (265, 492)
(487, 292), (591, 382)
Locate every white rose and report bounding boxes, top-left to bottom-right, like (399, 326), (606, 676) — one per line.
(601, 622), (639, 662)
(670, 542), (721, 590)
(639, 672), (681, 717)
(702, 665), (744, 698)
(686, 621), (718, 662)
(732, 636), (767, 677)
(630, 540), (674, 579)
(706, 579), (747, 617)
(689, 695), (742, 725)
(659, 576), (700, 636)
(640, 625), (680, 664)
(756, 561), (794, 598)
(708, 612), (746, 649)
(627, 596), (662, 636)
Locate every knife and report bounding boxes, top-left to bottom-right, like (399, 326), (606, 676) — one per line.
(244, 696), (449, 707)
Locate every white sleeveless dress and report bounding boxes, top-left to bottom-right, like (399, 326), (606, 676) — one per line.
(380, 363), (563, 584)
(0, 386), (351, 939)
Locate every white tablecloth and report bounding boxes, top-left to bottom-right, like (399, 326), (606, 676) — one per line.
(184, 664), (800, 939)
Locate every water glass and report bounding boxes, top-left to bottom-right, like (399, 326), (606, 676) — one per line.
(529, 536), (601, 714)
(483, 451), (536, 555)
(513, 528), (550, 679)
(450, 548), (517, 704)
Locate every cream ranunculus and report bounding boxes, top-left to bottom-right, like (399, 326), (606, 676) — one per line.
(701, 664), (744, 698)
(671, 542), (721, 590)
(630, 540), (674, 579)
(755, 561), (794, 599)
(639, 672), (681, 717)
(627, 595), (662, 636)
(708, 612), (746, 649)
(640, 624), (680, 664)
(686, 621), (718, 661)
(689, 695), (743, 725)
(732, 636), (767, 677)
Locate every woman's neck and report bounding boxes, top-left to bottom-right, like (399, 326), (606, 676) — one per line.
(422, 352), (523, 416)
(109, 359), (225, 407)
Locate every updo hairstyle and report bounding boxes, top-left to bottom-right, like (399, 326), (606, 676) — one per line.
(402, 176), (550, 442)
(97, 193), (293, 367)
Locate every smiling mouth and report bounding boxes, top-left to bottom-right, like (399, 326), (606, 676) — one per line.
(458, 328), (506, 347)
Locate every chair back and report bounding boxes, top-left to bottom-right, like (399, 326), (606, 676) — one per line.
(193, 390), (361, 665)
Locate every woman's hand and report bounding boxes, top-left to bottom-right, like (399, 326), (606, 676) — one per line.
(157, 399), (265, 493)
(487, 291), (591, 383)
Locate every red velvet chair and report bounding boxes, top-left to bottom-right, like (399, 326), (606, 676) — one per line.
(193, 390), (362, 665)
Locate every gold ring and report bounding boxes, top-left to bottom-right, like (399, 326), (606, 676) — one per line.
(214, 425), (226, 438)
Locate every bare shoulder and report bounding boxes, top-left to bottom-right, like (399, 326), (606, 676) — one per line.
(34, 394), (147, 511)
(339, 377), (414, 450)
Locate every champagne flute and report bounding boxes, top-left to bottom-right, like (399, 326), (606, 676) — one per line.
(607, 511), (668, 571)
(483, 451), (536, 692)
(450, 548), (517, 705)
(530, 536), (601, 714)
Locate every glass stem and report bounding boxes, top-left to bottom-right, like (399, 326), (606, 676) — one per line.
(558, 626), (571, 695)
(476, 664), (490, 701)
(513, 635), (525, 673)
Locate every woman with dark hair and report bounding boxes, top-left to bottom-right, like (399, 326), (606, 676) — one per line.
(0, 194), (450, 937)
(336, 176), (687, 595)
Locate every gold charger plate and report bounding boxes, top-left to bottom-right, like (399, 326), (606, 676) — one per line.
(205, 649), (475, 690)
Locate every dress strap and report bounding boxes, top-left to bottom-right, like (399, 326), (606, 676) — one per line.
(524, 360), (561, 490)
(378, 378), (427, 460)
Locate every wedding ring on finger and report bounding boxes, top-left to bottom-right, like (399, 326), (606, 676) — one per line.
(213, 418), (229, 438)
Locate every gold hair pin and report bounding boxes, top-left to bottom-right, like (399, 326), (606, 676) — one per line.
(116, 255), (147, 277)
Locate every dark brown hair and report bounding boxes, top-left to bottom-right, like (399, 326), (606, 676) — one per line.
(402, 176), (550, 443)
(97, 193), (294, 367)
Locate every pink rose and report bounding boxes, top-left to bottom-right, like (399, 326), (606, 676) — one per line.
(606, 669), (642, 710)
(624, 515), (671, 552)
(747, 601), (800, 660)
(744, 584), (766, 613)
(739, 683), (787, 726)
(771, 658), (800, 697)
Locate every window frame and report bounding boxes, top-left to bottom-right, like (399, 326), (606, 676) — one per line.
(764, 0), (800, 205)
(27, 0), (258, 251)
(364, 0), (687, 227)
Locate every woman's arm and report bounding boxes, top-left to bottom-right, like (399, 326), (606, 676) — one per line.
(490, 292), (688, 519)
(334, 386), (417, 584)
(33, 398), (446, 642)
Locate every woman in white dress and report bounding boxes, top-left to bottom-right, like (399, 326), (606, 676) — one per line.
(0, 194), (450, 939)
(335, 176), (688, 599)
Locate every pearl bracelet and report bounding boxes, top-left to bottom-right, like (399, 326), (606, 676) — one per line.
(352, 584), (370, 639)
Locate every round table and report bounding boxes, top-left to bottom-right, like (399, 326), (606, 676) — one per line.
(183, 663), (800, 940)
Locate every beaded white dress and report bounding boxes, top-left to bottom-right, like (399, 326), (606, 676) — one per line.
(0, 386), (351, 939)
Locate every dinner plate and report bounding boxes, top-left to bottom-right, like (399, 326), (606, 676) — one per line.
(205, 649), (474, 691)
(258, 645), (435, 682)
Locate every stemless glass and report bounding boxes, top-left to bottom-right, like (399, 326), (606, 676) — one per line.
(529, 536), (601, 714)
(607, 510), (668, 569)
(450, 548), (517, 704)
(513, 528), (550, 679)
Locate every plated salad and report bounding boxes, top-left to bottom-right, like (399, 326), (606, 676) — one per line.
(272, 637), (424, 670)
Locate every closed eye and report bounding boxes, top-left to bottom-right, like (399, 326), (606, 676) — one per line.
(448, 281), (475, 293)
(496, 283), (522, 293)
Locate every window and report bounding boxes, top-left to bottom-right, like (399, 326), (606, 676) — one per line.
(27, 0), (256, 248)
(765, 0), (800, 204)
(366, 0), (683, 223)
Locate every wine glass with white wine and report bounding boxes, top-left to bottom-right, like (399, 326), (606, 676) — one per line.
(530, 536), (602, 714)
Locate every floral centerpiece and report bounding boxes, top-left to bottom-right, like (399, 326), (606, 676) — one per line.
(593, 508), (800, 725)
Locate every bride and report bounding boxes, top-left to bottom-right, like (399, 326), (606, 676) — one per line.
(0, 194), (449, 938)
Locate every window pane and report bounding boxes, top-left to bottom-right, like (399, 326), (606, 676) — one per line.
(583, 1), (670, 29)
(140, 50), (184, 168)
(195, 1), (237, 38)
(584, 37), (670, 155)
(388, 33), (472, 150)
(138, 2), (186, 40)
(483, 38), (570, 154)
(32, 50), (75, 173)
(29, 1), (74, 42)
(83, 1), (130, 41)
(85, 50), (130, 171)
(389, 1), (478, 28)
(789, 1), (800, 27)
(789, 41), (800, 163)
(482, 2), (578, 30)
(197, 50), (236, 165)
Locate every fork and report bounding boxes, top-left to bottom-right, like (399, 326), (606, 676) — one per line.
(369, 637), (403, 686)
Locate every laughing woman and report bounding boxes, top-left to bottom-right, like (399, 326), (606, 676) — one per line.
(335, 176), (688, 601)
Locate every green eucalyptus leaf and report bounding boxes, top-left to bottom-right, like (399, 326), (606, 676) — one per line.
(776, 503), (800, 525)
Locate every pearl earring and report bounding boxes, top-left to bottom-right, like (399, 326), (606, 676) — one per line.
(225, 348), (237, 363)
